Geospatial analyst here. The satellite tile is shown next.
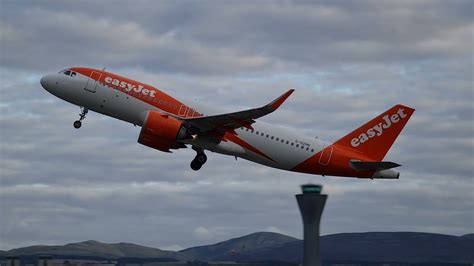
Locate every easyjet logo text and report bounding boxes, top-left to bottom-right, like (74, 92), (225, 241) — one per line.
(351, 108), (407, 148)
(105, 77), (156, 98)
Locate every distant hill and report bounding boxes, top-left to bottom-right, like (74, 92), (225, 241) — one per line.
(228, 232), (474, 263)
(176, 232), (298, 261)
(5, 240), (174, 258)
(320, 232), (474, 263)
(461, 233), (474, 240)
(2, 232), (473, 263)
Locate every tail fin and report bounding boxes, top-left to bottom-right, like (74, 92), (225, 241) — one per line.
(334, 104), (415, 161)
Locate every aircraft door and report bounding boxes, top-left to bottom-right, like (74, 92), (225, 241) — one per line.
(318, 145), (333, 166)
(84, 71), (102, 93)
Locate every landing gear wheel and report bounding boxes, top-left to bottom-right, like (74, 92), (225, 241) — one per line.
(195, 153), (207, 164)
(73, 107), (88, 129)
(190, 147), (207, 171)
(73, 120), (82, 129)
(190, 159), (202, 171)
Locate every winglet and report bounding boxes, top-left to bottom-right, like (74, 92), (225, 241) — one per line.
(268, 89), (295, 110)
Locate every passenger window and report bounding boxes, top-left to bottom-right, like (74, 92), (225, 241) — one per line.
(291, 143), (294, 146)
(271, 136), (274, 140)
(266, 134), (269, 138)
(276, 137), (279, 141)
(311, 149), (314, 152)
(296, 144), (299, 148)
(256, 131), (259, 134)
(261, 133), (264, 136)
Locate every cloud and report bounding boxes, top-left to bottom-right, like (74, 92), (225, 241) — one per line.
(0, 0), (472, 252)
(3, 1), (472, 75)
(1, 7), (273, 75)
(193, 227), (213, 240)
(159, 244), (184, 252)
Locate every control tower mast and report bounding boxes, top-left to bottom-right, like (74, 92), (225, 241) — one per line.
(296, 184), (327, 266)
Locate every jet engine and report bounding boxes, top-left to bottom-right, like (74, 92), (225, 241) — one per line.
(138, 111), (191, 152)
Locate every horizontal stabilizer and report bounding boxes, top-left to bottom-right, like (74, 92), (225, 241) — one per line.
(350, 160), (401, 172)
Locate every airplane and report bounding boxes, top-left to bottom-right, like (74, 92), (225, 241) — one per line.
(40, 67), (415, 179)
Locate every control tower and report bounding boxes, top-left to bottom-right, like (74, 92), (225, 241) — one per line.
(296, 184), (327, 266)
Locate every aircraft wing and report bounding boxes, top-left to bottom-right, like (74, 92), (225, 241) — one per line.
(182, 89), (294, 135)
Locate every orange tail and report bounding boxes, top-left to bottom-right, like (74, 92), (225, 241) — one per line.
(334, 104), (415, 161)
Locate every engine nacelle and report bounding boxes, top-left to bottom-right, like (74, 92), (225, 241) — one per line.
(138, 111), (190, 152)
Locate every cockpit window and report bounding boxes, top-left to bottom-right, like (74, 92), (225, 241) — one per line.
(58, 70), (77, 77)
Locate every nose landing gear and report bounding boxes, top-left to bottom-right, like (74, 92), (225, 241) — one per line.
(73, 107), (88, 129)
(190, 147), (207, 171)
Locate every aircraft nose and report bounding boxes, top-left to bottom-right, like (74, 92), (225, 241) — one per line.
(40, 74), (53, 91)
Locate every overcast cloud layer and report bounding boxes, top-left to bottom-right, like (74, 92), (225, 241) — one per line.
(0, 0), (473, 251)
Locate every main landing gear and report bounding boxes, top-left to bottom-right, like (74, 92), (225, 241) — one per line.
(73, 107), (88, 129)
(190, 147), (207, 171)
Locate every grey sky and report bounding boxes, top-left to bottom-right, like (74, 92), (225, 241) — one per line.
(0, 0), (473, 251)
